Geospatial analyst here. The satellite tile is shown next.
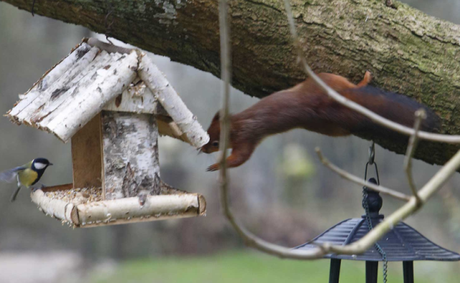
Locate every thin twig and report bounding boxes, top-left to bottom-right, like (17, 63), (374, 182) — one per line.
(217, 0), (232, 213)
(218, 0), (330, 260)
(404, 109), (426, 205)
(281, 0), (460, 144)
(228, 147), (460, 259)
(315, 148), (411, 201)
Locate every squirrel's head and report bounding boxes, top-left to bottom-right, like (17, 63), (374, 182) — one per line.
(200, 111), (222, 154)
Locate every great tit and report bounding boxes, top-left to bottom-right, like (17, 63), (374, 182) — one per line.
(0, 158), (53, 202)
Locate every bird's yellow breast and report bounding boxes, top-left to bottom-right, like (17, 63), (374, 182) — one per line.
(18, 168), (38, 187)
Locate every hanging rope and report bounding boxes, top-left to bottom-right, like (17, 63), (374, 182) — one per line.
(363, 142), (388, 283)
(104, 0), (115, 45)
(31, 0), (37, 16)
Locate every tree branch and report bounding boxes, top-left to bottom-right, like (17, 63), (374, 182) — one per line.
(217, 0), (232, 226)
(3, 0), (460, 167)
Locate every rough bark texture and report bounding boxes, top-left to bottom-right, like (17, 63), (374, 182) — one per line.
(3, 0), (460, 166)
(103, 78), (161, 114)
(101, 111), (160, 200)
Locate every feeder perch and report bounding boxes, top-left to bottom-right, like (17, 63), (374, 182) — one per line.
(6, 38), (209, 228)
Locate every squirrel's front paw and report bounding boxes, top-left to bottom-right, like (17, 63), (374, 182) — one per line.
(207, 164), (219, 172)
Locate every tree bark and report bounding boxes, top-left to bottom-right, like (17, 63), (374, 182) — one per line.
(3, 0), (460, 167)
(101, 111), (160, 200)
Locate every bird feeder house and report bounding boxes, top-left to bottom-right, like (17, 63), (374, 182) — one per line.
(295, 179), (460, 283)
(6, 38), (209, 228)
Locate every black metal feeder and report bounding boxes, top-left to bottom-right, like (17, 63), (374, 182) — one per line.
(295, 178), (460, 283)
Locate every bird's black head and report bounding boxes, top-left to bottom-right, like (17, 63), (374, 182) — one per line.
(32, 158), (53, 172)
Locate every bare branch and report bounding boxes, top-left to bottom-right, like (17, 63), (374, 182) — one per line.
(215, 0), (460, 261)
(217, 0), (232, 213)
(221, 147), (460, 259)
(281, 0), (460, 144)
(217, 146), (460, 259)
(218, 0), (332, 260)
(315, 148), (411, 201)
(404, 109), (426, 204)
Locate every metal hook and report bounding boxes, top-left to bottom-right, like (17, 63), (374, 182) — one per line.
(364, 162), (380, 185)
(368, 142), (375, 165)
(364, 142), (380, 185)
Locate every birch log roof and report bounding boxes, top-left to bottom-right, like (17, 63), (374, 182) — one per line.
(6, 38), (209, 148)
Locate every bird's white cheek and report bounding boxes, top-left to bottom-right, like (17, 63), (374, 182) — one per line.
(34, 163), (47, 170)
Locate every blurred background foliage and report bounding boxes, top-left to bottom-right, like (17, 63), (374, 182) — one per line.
(0, 0), (459, 282)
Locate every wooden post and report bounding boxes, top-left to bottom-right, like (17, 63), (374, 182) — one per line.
(101, 111), (160, 200)
(71, 114), (102, 188)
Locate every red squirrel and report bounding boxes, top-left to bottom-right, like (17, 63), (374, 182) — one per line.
(200, 72), (441, 171)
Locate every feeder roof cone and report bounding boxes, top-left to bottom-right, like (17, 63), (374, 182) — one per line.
(295, 181), (460, 262)
(295, 217), (460, 261)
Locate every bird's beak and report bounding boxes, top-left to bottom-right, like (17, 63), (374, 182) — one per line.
(49, 163), (54, 166)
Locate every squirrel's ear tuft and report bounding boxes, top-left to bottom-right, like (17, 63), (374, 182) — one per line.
(212, 111), (220, 121)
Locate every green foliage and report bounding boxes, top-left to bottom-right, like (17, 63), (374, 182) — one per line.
(278, 143), (315, 179)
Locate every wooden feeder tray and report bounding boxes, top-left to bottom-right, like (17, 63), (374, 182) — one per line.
(7, 38), (210, 228)
(32, 184), (206, 228)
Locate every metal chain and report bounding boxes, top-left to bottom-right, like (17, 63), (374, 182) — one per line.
(363, 142), (388, 283)
(363, 188), (388, 283)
